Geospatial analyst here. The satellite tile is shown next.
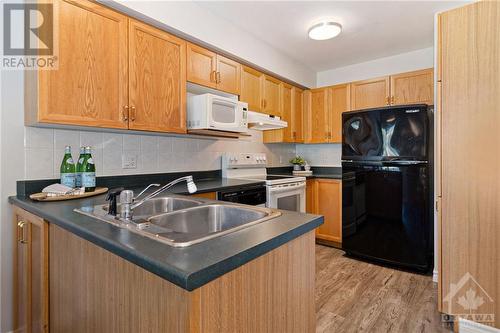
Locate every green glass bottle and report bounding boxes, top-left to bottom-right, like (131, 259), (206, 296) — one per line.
(60, 146), (76, 188)
(81, 146), (96, 192)
(75, 147), (85, 188)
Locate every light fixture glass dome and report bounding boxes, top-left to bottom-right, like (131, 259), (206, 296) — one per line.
(308, 22), (342, 41)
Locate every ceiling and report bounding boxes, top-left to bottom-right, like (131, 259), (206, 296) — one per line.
(194, 1), (468, 72)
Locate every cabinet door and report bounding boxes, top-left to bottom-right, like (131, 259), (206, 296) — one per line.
(329, 84), (350, 143)
(216, 55), (241, 95)
(314, 179), (342, 243)
(390, 68), (434, 106)
(240, 66), (263, 112)
(292, 87), (304, 143)
(13, 207), (49, 333)
(306, 88), (330, 143)
(37, 0), (128, 129)
(186, 43), (217, 89)
(262, 75), (281, 116)
(263, 83), (292, 143)
(350, 76), (390, 110)
(129, 20), (186, 133)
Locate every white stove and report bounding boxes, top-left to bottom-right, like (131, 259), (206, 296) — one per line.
(222, 153), (306, 213)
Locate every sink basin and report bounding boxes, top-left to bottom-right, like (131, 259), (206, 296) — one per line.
(149, 204), (268, 233)
(76, 195), (281, 247)
(121, 196), (203, 219)
(139, 204), (281, 247)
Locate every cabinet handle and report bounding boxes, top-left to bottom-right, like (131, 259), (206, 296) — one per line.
(17, 221), (27, 244)
(263, 99), (267, 109)
(386, 96), (390, 105)
(122, 106), (129, 121)
(216, 72), (221, 84)
(130, 106), (136, 121)
(211, 70), (217, 83)
(391, 96), (395, 104)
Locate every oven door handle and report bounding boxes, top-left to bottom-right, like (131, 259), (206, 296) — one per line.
(268, 183), (306, 194)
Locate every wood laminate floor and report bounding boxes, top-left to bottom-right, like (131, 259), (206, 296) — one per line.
(315, 245), (452, 333)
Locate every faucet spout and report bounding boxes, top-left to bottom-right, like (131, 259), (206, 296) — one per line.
(130, 176), (198, 211)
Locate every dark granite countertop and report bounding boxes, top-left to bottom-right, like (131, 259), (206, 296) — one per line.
(267, 166), (342, 180)
(9, 176), (323, 291)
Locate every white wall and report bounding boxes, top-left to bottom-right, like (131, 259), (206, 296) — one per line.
(316, 47), (434, 87)
(110, 0), (316, 88)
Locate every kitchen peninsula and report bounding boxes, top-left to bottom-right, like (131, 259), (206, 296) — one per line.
(10, 174), (322, 333)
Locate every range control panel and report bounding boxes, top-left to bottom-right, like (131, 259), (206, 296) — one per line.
(222, 153), (267, 168)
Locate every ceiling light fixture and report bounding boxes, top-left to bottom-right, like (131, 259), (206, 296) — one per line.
(308, 21), (342, 41)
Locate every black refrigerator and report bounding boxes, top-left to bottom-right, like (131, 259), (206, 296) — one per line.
(341, 104), (433, 272)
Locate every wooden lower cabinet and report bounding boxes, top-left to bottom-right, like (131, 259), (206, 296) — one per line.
(12, 205), (316, 332)
(13, 207), (49, 333)
(306, 179), (342, 244)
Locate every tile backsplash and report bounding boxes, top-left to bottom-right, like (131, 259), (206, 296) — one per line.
(295, 143), (342, 167)
(23, 127), (296, 180)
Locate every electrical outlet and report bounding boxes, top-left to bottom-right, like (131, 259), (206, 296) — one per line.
(122, 153), (137, 169)
(279, 156), (283, 164)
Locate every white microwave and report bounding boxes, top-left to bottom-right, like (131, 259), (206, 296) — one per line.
(187, 94), (248, 133)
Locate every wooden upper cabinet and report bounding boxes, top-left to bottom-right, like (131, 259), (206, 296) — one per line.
(350, 76), (390, 110)
(129, 20), (186, 133)
(292, 87), (304, 142)
(186, 42), (217, 89)
(280, 83), (293, 141)
(216, 55), (241, 95)
(34, 0), (129, 128)
(314, 179), (342, 243)
(13, 207), (49, 333)
(262, 75), (281, 116)
(329, 84), (350, 143)
(390, 68), (434, 106)
(240, 65), (263, 112)
(306, 88), (330, 143)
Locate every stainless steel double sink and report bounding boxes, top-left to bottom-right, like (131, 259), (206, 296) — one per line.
(75, 195), (281, 247)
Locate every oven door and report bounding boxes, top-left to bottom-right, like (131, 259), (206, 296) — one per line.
(208, 97), (244, 132)
(267, 182), (306, 213)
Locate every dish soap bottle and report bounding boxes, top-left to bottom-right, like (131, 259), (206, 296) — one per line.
(60, 146), (76, 188)
(81, 146), (96, 192)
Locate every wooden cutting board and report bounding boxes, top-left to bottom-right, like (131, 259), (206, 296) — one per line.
(29, 187), (108, 202)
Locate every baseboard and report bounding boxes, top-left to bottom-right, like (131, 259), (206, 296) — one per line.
(459, 318), (500, 333)
(433, 269), (439, 283)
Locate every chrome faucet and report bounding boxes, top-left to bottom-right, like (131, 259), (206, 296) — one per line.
(118, 176), (198, 221)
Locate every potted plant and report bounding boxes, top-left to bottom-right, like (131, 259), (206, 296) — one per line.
(289, 156), (306, 171)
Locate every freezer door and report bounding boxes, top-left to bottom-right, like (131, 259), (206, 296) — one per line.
(342, 105), (430, 161)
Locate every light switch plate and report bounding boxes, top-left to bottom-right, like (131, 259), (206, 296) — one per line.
(122, 153), (137, 169)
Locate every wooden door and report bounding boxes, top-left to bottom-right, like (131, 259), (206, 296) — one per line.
(350, 76), (390, 110)
(314, 179), (342, 243)
(216, 55), (241, 95)
(390, 68), (434, 105)
(305, 88), (329, 143)
(439, 1), (500, 327)
(13, 207), (49, 333)
(37, 0), (128, 128)
(263, 82), (292, 143)
(262, 75), (281, 116)
(129, 20), (186, 133)
(186, 43), (217, 89)
(329, 84), (350, 143)
(240, 66), (263, 112)
(292, 87), (304, 143)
